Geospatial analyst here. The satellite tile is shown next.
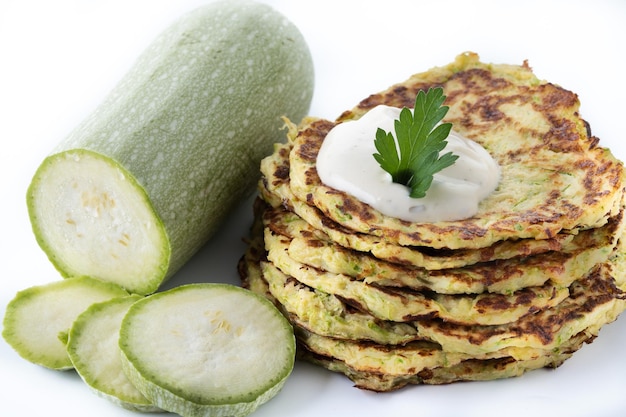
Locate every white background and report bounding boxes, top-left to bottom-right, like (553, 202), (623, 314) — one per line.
(1, 1), (625, 416)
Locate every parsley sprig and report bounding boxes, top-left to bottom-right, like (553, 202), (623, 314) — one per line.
(373, 87), (458, 198)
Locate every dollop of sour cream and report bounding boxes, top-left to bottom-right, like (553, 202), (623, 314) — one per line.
(316, 105), (500, 223)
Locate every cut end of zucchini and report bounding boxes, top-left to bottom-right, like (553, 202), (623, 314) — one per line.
(27, 149), (170, 295)
(2, 276), (129, 370)
(119, 283), (295, 417)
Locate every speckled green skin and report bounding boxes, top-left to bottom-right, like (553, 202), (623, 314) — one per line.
(27, 0), (314, 294)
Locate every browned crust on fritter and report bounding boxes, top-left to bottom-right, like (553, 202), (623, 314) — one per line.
(296, 329), (593, 392)
(419, 263), (625, 347)
(259, 143), (622, 269)
(287, 52), (624, 250)
(292, 117), (621, 246)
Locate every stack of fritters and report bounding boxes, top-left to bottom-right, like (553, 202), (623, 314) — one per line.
(238, 52), (626, 391)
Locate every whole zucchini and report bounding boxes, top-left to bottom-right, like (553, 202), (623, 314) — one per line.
(26, 0), (314, 295)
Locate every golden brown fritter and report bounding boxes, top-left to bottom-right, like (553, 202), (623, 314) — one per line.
(288, 52), (624, 250)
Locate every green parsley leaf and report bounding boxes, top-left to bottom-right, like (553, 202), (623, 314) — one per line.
(373, 87), (458, 198)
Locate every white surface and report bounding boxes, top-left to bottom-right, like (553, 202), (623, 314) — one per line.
(1, 1), (625, 416)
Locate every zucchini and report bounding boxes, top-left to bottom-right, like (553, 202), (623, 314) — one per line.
(26, 0), (314, 295)
(119, 283), (295, 417)
(2, 276), (129, 370)
(66, 295), (160, 412)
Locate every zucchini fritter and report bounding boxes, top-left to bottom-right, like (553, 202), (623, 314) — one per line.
(239, 53), (626, 391)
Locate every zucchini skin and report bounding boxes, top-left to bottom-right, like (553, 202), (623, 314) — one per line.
(27, 0), (314, 292)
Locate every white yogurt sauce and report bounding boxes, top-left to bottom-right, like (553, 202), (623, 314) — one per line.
(316, 105), (500, 223)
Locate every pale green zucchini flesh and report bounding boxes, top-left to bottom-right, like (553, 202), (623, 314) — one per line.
(28, 150), (169, 295)
(26, 0), (314, 295)
(66, 295), (160, 412)
(2, 276), (129, 370)
(119, 283), (296, 417)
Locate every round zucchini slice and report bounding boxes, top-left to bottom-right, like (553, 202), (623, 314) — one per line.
(119, 283), (295, 417)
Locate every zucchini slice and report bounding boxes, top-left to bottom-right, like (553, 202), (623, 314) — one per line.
(67, 295), (160, 412)
(119, 283), (295, 417)
(2, 276), (128, 370)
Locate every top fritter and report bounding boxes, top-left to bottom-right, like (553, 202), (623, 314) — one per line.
(288, 52), (624, 250)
